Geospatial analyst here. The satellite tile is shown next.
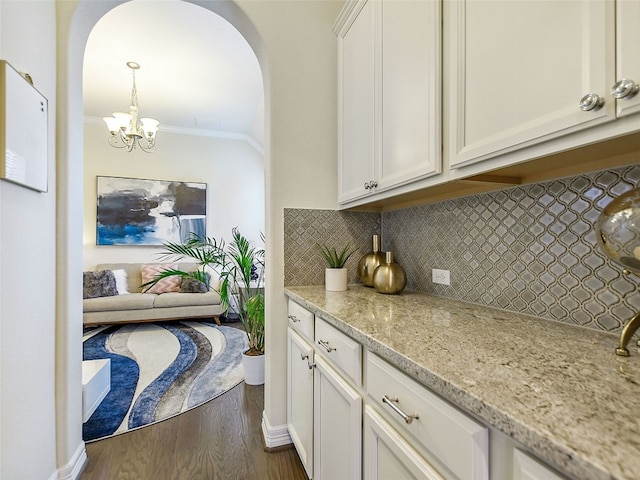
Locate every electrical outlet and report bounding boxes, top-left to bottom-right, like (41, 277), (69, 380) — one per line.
(432, 268), (450, 286)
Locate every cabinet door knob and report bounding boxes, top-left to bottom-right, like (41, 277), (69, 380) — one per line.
(369, 180), (378, 189)
(611, 79), (639, 100)
(579, 93), (605, 111)
(288, 314), (300, 323)
(364, 182), (370, 190)
(382, 395), (419, 424)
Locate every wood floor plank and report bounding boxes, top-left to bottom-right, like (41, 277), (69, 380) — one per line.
(81, 383), (307, 480)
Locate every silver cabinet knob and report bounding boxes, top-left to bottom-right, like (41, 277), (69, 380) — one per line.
(611, 79), (639, 100)
(579, 93), (605, 111)
(364, 180), (378, 190)
(364, 182), (370, 190)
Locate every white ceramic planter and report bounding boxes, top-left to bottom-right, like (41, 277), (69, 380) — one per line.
(325, 267), (348, 291)
(243, 352), (265, 385)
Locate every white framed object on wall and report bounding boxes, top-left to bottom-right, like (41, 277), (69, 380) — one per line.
(0, 60), (48, 192)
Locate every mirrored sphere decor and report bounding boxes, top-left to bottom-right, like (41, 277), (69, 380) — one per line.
(596, 186), (640, 356)
(596, 187), (640, 274)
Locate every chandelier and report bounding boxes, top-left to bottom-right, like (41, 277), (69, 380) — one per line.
(103, 61), (159, 153)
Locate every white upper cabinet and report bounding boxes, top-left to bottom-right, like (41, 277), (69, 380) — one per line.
(615, 0), (640, 119)
(335, 0), (442, 205)
(338, 0), (376, 203)
(445, 0), (616, 169)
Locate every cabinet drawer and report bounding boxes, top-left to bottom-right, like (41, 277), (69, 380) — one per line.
(367, 353), (488, 480)
(315, 316), (362, 386)
(288, 299), (314, 342)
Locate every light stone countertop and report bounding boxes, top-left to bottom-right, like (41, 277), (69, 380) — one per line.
(284, 285), (640, 480)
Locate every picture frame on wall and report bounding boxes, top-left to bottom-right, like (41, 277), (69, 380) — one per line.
(96, 175), (207, 246)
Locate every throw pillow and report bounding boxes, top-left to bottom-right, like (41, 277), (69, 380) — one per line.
(140, 263), (181, 294)
(179, 274), (211, 293)
(111, 269), (129, 295)
(83, 270), (118, 299)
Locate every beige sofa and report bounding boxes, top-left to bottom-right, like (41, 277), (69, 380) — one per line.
(83, 262), (224, 326)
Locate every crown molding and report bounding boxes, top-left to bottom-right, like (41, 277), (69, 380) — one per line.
(84, 116), (264, 155)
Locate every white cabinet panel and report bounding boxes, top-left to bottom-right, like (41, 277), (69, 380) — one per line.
(314, 355), (362, 480)
(339, 0), (376, 203)
(315, 316), (362, 386)
(337, 0), (442, 206)
(364, 405), (445, 480)
(616, 0), (640, 118)
(446, 0), (615, 168)
(378, 0), (441, 190)
(513, 449), (568, 480)
(287, 328), (315, 479)
(367, 353), (488, 480)
(288, 299), (314, 342)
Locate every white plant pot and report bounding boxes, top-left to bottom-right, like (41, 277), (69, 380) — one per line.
(325, 268), (348, 292)
(242, 352), (265, 385)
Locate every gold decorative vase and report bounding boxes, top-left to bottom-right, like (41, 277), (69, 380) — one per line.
(358, 234), (385, 287)
(372, 251), (406, 295)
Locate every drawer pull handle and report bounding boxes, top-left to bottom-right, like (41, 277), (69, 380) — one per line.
(288, 314), (300, 323)
(382, 395), (419, 425)
(317, 339), (336, 353)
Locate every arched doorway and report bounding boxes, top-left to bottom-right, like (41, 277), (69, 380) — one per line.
(57, 0), (269, 472)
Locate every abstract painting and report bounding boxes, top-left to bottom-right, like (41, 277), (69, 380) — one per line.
(96, 176), (206, 246)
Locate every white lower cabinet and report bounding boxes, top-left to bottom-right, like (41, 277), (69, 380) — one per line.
(287, 328), (315, 478)
(286, 300), (568, 480)
(364, 405), (444, 480)
(313, 354), (363, 480)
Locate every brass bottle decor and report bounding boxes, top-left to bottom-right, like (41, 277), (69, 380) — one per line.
(358, 234), (385, 287)
(372, 251), (406, 294)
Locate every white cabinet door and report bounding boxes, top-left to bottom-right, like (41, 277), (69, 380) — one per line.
(313, 355), (362, 480)
(378, 0), (441, 191)
(615, 0), (640, 118)
(446, 0), (615, 168)
(513, 449), (568, 480)
(339, 0), (376, 203)
(337, 0), (442, 205)
(287, 328), (315, 479)
(364, 406), (445, 480)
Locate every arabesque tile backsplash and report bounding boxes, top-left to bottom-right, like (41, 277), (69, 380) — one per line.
(284, 165), (640, 334)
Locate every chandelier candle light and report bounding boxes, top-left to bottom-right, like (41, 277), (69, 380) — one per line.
(103, 61), (159, 153)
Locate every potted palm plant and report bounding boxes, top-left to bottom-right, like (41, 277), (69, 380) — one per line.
(319, 242), (358, 291)
(144, 227), (265, 385)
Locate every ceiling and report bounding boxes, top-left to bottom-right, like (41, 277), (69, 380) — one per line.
(83, 0), (263, 146)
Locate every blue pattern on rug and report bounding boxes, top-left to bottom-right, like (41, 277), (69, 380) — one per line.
(82, 322), (248, 442)
(128, 323), (197, 428)
(82, 326), (140, 441)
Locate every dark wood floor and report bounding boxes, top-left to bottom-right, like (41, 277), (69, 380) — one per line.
(81, 383), (308, 480)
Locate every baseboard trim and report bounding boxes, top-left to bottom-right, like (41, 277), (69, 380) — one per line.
(57, 442), (87, 480)
(261, 411), (292, 451)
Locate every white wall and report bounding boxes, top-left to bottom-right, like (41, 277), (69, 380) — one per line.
(0, 2), (58, 479)
(83, 122), (265, 269)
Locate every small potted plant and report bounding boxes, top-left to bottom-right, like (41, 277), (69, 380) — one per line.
(319, 242), (358, 291)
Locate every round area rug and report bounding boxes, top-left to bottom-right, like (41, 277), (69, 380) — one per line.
(82, 321), (248, 442)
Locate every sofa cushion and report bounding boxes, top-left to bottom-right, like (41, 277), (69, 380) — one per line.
(153, 291), (221, 308)
(83, 293), (157, 312)
(83, 270), (118, 299)
(179, 274), (210, 293)
(112, 269), (129, 294)
(141, 263), (181, 294)
(96, 262), (201, 293)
